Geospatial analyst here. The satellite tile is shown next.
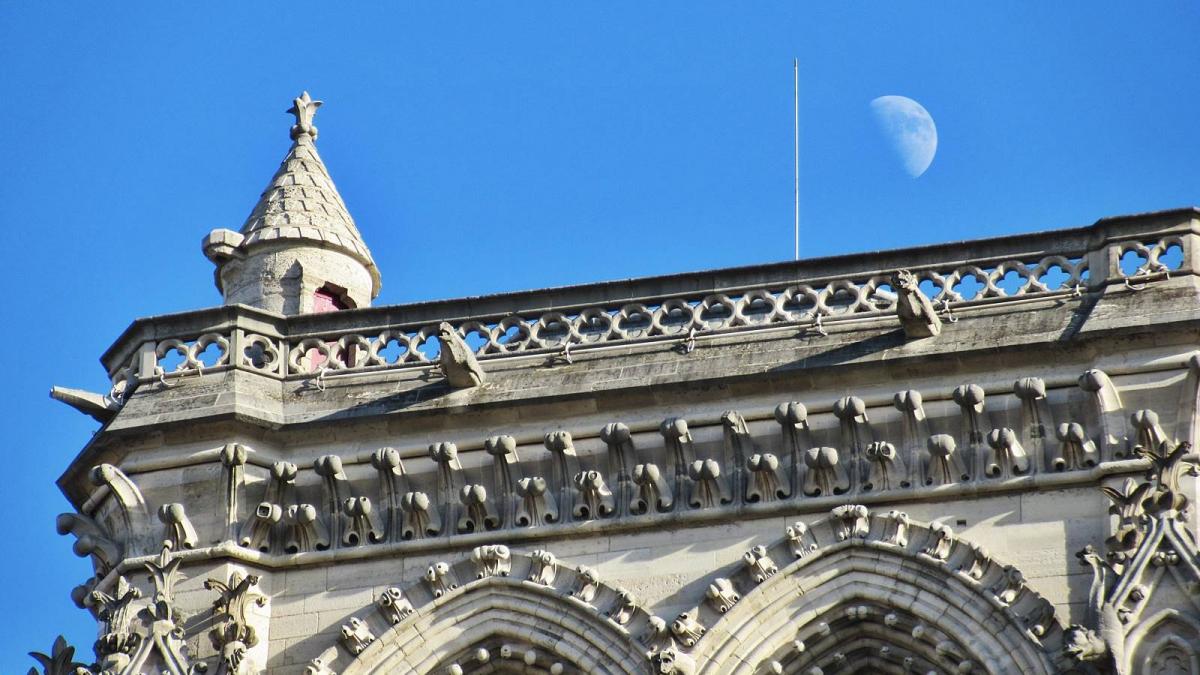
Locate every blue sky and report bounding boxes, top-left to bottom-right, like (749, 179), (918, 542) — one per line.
(2, 2), (1198, 668)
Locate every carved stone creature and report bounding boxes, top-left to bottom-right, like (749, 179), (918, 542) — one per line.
(649, 644), (696, 675)
(670, 609), (706, 647)
(891, 269), (941, 339)
(706, 577), (740, 613)
(50, 385), (119, 423)
(571, 565), (601, 604)
(922, 522), (955, 561)
(435, 322), (485, 388)
(528, 549), (558, 586)
(832, 504), (870, 541)
(304, 650), (338, 675)
(743, 545), (778, 583)
(786, 521), (818, 558)
(339, 617), (375, 655)
(607, 588), (638, 626)
(424, 561), (458, 597)
(376, 587), (413, 624)
(471, 544), (511, 578)
(1064, 545), (1125, 673)
(881, 510), (911, 547)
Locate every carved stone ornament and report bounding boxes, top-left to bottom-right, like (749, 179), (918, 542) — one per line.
(892, 269), (942, 339)
(436, 322), (486, 388)
(204, 571), (267, 674)
(376, 586), (413, 624)
(471, 544), (512, 578)
(1063, 441), (1200, 674)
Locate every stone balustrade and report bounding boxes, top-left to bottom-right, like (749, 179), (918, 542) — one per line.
(98, 208), (1199, 400)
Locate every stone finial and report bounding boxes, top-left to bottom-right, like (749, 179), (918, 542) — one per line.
(288, 91), (323, 141)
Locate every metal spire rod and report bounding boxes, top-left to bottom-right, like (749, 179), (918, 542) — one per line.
(793, 58), (800, 262)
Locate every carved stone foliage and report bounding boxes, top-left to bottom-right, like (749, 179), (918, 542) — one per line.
(204, 571), (267, 675)
(31, 544), (204, 675)
(677, 508), (1068, 675)
(296, 548), (655, 675)
(56, 387), (1177, 586)
(1065, 440), (1200, 675)
(28, 636), (94, 675)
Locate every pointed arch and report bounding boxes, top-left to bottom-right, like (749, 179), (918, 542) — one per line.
(1124, 609), (1200, 675)
(336, 549), (652, 675)
(689, 508), (1065, 675)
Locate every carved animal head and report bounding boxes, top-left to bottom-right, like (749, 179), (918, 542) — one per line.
(436, 322), (458, 342)
(891, 269), (919, 291)
(1062, 625), (1107, 661)
(425, 562), (450, 580)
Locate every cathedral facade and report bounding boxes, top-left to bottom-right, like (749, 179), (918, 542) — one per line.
(36, 94), (1200, 675)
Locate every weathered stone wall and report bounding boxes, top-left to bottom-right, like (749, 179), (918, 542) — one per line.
(42, 209), (1200, 674)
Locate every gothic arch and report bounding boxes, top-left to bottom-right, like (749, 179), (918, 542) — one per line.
(1124, 609), (1200, 675)
(335, 548), (652, 675)
(687, 508), (1066, 675)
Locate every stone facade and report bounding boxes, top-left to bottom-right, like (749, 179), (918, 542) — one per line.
(35, 95), (1200, 675)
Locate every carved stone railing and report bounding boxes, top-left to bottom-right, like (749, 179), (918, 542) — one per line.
(99, 208), (1198, 398)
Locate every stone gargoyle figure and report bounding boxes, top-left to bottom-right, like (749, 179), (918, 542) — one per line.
(891, 269), (942, 339)
(435, 322), (486, 388)
(1063, 545), (1125, 673)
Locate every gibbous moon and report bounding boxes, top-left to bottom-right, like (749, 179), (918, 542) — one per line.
(870, 95), (937, 178)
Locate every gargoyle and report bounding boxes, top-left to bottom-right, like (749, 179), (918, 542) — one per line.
(435, 322), (486, 388)
(1064, 545), (1125, 673)
(891, 269), (941, 339)
(50, 386), (118, 423)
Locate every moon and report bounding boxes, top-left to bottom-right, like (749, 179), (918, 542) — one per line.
(870, 95), (937, 178)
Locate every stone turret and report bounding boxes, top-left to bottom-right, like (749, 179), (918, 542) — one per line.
(202, 92), (381, 315)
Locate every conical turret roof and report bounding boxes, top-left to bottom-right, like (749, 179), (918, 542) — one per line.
(237, 92), (381, 295)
